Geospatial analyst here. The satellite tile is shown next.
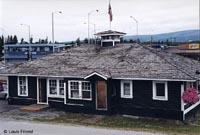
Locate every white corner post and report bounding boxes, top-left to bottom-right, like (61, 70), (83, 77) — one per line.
(181, 84), (185, 120)
(181, 84), (184, 111)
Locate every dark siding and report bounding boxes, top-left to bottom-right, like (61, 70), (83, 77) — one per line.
(8, 76), (37, 105)
(112, 80), (183, 120)
(8, 75), (188, 120)
(28, 77), (37, 99)
(8, 76), (18, 97)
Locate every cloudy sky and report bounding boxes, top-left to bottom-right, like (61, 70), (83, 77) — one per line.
(0, 0), (199, 42)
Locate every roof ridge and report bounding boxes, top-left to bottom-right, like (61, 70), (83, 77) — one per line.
(142, 45), (197, 80)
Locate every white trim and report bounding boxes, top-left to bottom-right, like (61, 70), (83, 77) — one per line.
(37, 78), (48, 105)
(2, 74), (84, 78)
(84, 72), (108, 80)
(120, 80), (133, 99)
(68, 80), (92, 101)
(95, 33), (125, 36)
(2, 74), (197, 82)
(17, 76), (28, 97)
(184, 99), (200, 114)
(181, 84), (184, 111)
(152, 81), (168, 101)
(64, 82), (66, 104)
(7, 77), (9, 98)
(101, 39), (120, 42)
(37, 77), (39, 104)
(47, 78), (65, 98)
(114, 77), (196, 82)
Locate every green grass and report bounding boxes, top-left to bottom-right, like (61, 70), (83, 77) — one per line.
(33, 112), (200, 135)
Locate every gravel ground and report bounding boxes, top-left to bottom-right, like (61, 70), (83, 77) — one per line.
(0, 100), (65, 121)
(0, 100), (20, 113)
(0, 107), (65, 121)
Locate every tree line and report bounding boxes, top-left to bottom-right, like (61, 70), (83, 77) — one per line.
(0, 35), (51, 44)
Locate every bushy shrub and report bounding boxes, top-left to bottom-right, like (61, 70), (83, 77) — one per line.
(182, 88), (199, 104)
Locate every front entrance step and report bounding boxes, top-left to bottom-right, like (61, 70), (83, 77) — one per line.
(20, 104), (49, 112)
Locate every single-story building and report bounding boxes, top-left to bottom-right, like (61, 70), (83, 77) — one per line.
(1, 43), (200, 121)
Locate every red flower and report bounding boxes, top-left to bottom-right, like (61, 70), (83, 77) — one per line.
(182, 88), (199, 104)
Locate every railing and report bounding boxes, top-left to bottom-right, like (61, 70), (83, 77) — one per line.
(183, 94), (200, 115)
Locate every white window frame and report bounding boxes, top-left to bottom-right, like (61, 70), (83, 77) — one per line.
(153, 81), (168, 101)
(47, 78), (65, 98)
(59, 80), (65, 96)
(120, 80), (133, 99)
(18, 76), (28, 96)
(68, 80), (92, 100)
(49, 79), (57, 95)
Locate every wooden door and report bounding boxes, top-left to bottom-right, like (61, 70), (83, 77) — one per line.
(38, 78), (47, 104)
(96, 81), (107, 110)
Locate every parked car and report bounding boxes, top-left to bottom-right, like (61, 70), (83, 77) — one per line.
(0, 82), (8, 100)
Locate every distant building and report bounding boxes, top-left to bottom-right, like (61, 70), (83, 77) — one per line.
(166, 43), (200, 61)
(95, 30), (126, 47)
(178, 43), (200, 50)
(3, 44), (67, 62)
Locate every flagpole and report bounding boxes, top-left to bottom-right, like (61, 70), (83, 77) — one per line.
(110, 21), (111, 30)
(108, 0), (112, 30)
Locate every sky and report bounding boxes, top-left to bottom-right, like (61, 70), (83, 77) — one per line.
(0, 0), (199, 42)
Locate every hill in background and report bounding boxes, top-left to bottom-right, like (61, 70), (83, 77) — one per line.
(124, 29), (200, 42)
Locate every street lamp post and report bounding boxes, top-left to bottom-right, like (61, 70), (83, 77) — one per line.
(92, 23), (96, 44)
(52, 11), (62, 44)
(21, 23), (32, 60)
(130, 16), (139, 42)
(20, 23), (31, 43)
(88, 10), (98, 44)
(84, 22), (96, 44)
(0, 27), (6, 65)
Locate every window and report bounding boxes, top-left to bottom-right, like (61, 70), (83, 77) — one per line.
(153, 81), (168, 101)
(70, 81), (79, 99)
(82, 82), (92, 99)
(49, 80), (57, 95)
(44, 47), (50, 52)
(68, 81), (92, 100)
(121, 80), (133, 98)
(59, 80), (65, 95)
(48, 78), (65, 97)
(18, 76), (28, 96)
